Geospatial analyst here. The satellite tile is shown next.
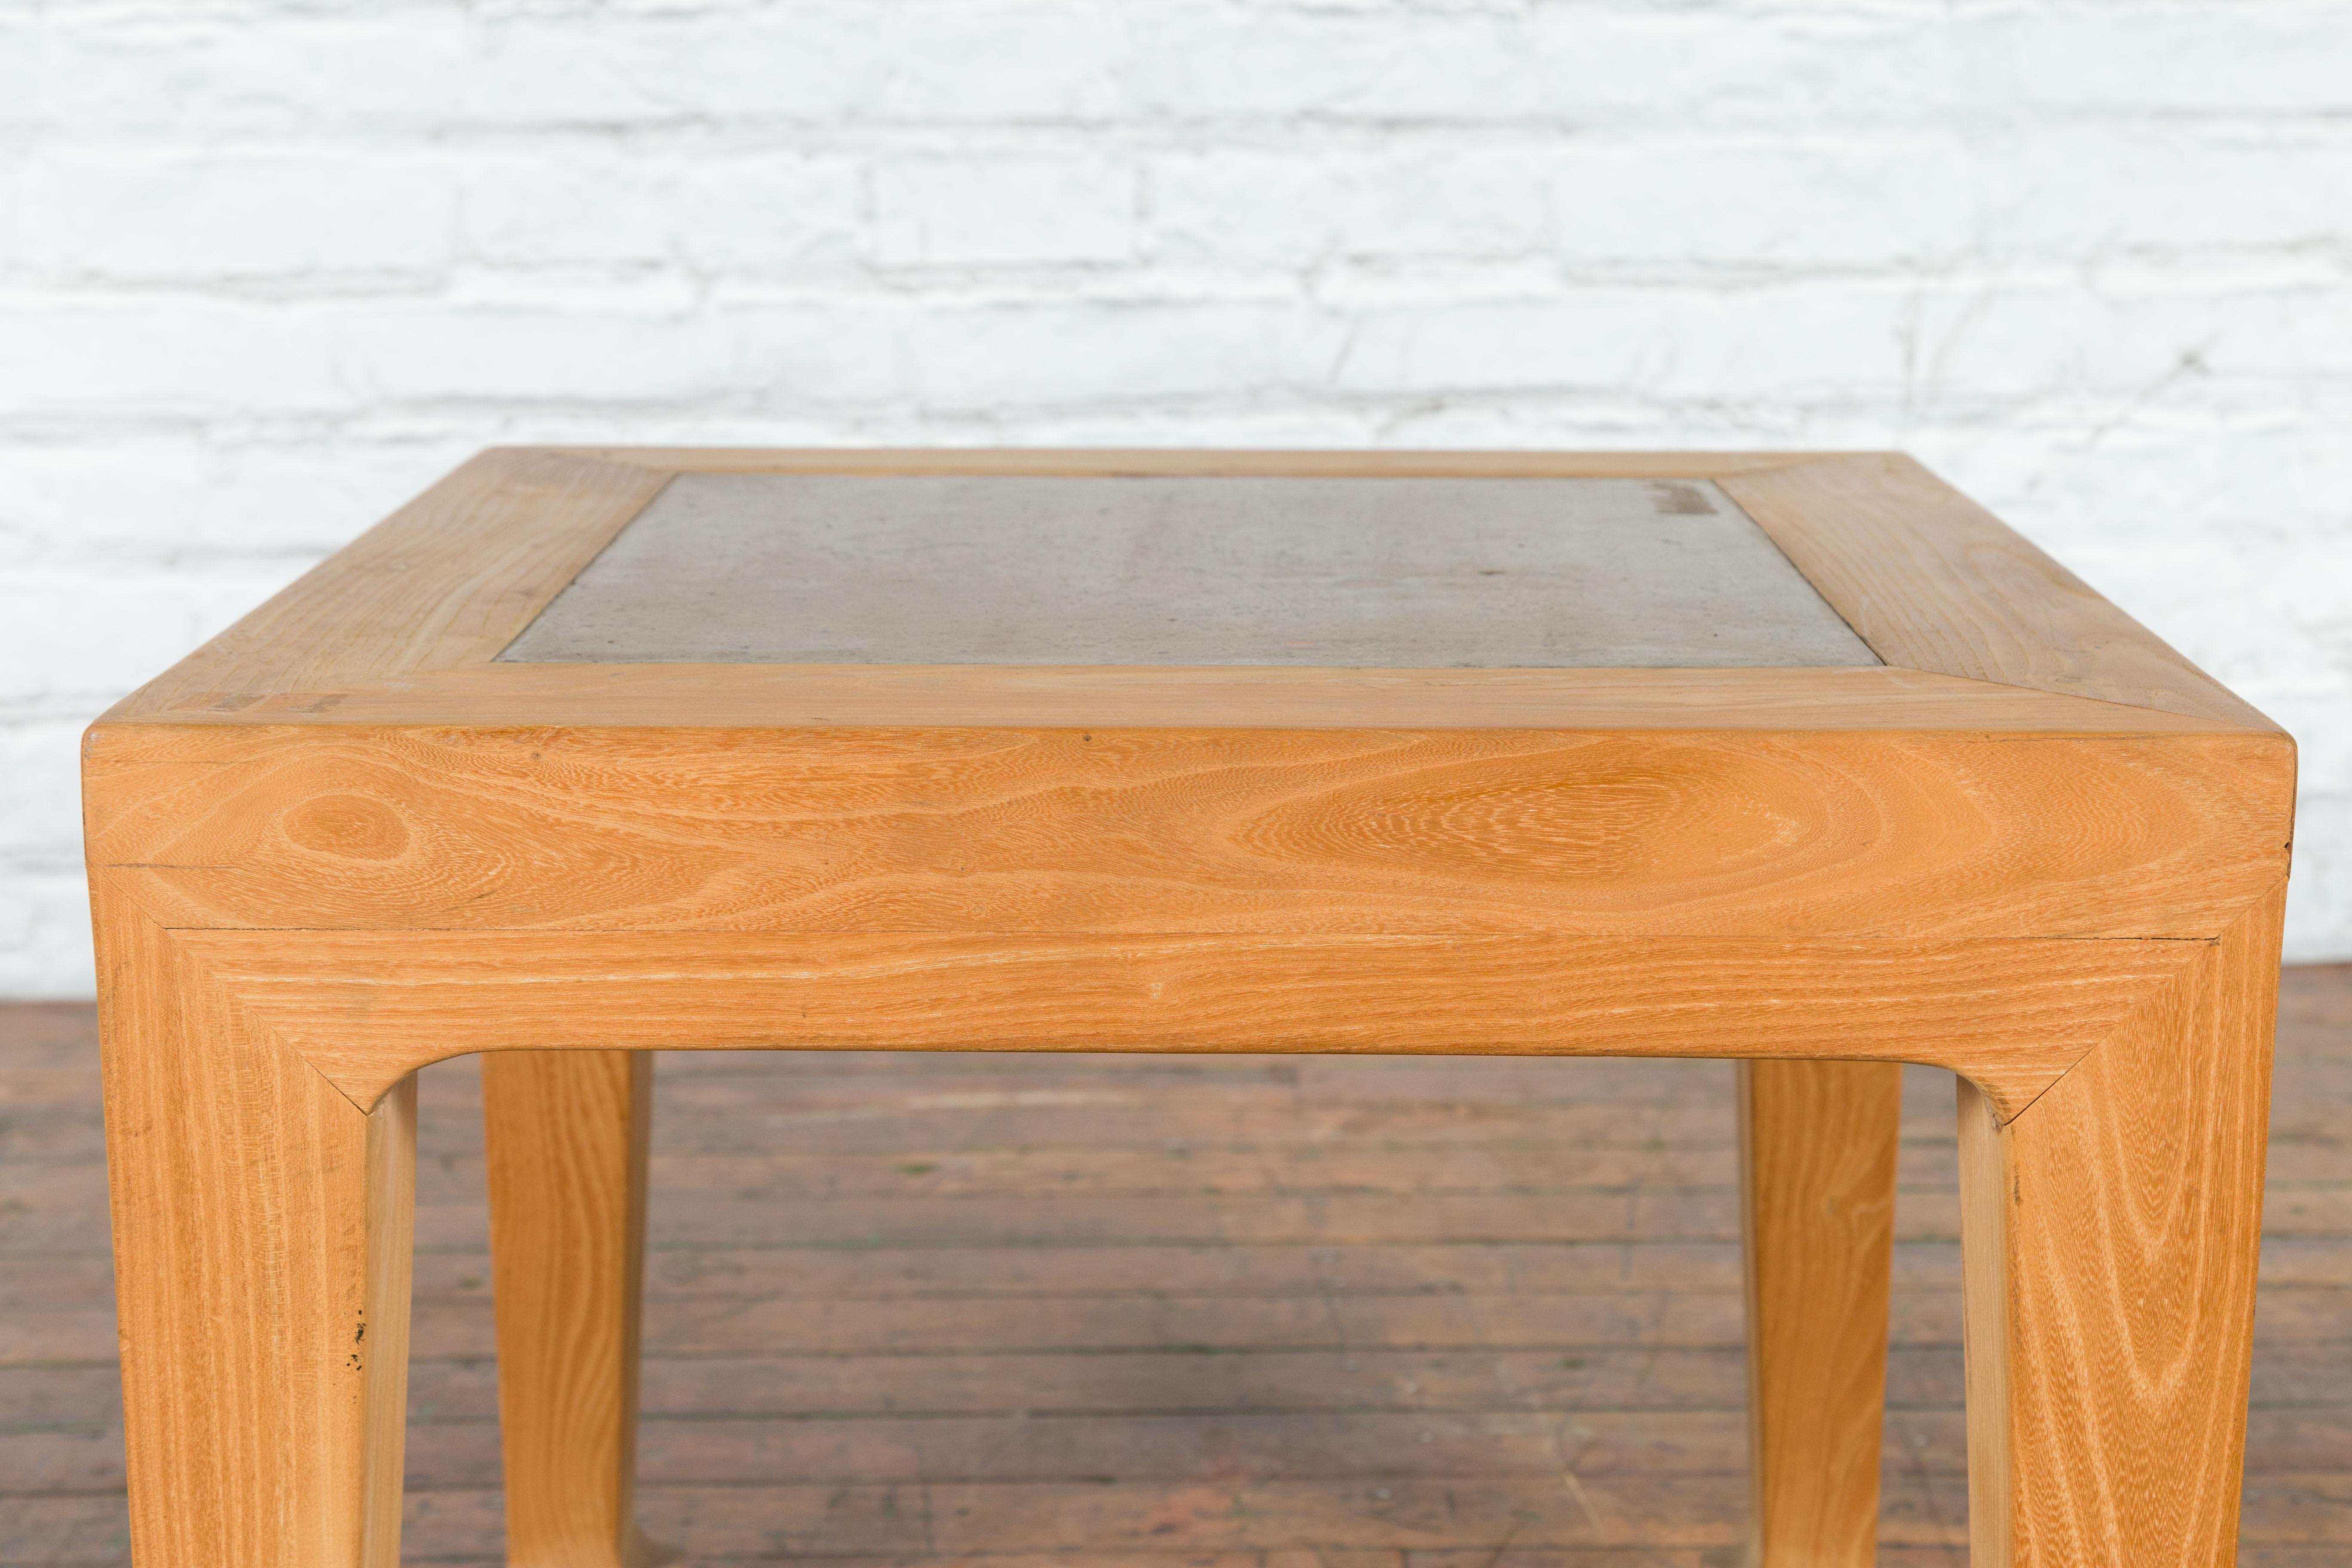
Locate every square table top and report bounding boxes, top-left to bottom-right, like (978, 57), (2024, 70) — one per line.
(84, 450), (2293, 1118)
(97, 448), (2277, 735)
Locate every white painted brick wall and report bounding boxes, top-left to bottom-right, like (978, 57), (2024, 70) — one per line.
(4, 1), (2350, 994)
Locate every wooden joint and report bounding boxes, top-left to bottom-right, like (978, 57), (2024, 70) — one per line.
(1985, 878), (2294, 1128)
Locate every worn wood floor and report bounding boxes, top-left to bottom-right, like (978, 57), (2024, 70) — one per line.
(3, 970), (2348, 1564)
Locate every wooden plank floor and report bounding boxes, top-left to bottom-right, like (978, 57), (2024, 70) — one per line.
(3, 969), (2349, 1564)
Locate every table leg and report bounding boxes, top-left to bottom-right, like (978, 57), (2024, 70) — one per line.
(1737, 1057), (1902, 1566)
(98, 907), (416, 1568)
(483, 1050), (666, 1567)
(1958, 884), (2284, 1566)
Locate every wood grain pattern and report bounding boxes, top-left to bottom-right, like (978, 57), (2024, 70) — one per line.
(84, 725), (2292, 943)
(1959, 881), (2286, 1566)
(91, 662), (2257, 733)
(167, 923), (2205, 1120)
(1739, 1058), (1903, 1566)
(21, 982), (2352, 1563)
(76, 448), (2299, 1568)
(1721, 455), (2276, 730)
(360, 1073), (416, 1568)
(92, 893), (415, 1568)
(107, 448), (669, 720)
(483, 1051), (665, 1568)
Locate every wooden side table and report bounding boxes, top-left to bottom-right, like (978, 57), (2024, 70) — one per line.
(83, 450), (2293, 1567)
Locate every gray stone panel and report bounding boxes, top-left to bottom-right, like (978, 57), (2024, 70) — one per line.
(501, 474), (1879, 669)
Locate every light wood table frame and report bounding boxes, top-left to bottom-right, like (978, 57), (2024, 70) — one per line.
(83, 450), (2294, 1567)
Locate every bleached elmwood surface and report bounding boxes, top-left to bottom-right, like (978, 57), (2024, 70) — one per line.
(3, 0), (2350, 991)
